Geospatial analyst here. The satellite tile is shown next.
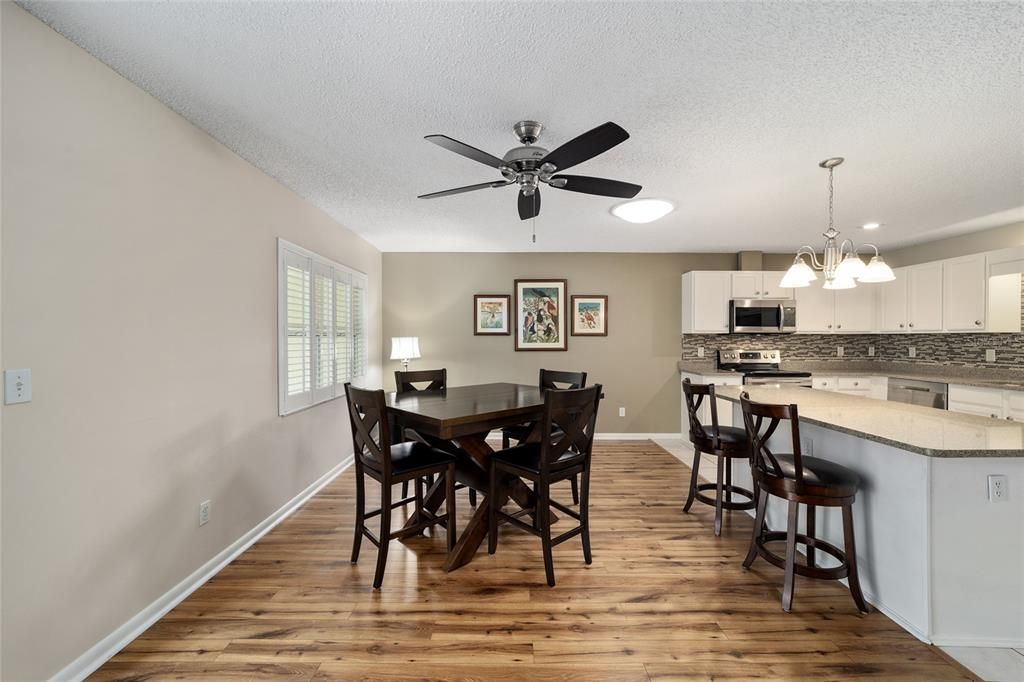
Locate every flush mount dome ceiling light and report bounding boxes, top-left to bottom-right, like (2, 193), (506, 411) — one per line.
(780, 157), (896, 289)
(610, 198), (675, 223)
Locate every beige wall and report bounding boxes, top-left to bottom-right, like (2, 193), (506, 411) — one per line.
(383, 252), (737, 433)
(886, 222), (1024, 267)
(1, 6), (381, 679)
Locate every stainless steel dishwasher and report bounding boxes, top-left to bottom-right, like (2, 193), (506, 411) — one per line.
(886, 378), (948, 409)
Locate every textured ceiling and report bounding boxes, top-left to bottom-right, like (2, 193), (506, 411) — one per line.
(19, 1), (1024, 252)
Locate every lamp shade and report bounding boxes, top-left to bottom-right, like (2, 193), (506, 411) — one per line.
(835, 253), (867, 280)
(823, 276), (857, 290)
(858, 255), (896, 283)
(390, 337), (421, 360)
(780, 257), (816, 288)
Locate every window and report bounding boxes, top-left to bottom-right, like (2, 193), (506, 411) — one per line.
(278, 239), (368, 415)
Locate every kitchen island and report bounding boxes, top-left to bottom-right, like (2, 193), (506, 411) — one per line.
(712, 385), (1023, 648)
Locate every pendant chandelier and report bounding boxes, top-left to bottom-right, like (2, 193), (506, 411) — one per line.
(780, 157), (895, 290)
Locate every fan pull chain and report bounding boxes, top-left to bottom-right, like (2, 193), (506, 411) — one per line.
(531, 192), (538, 244)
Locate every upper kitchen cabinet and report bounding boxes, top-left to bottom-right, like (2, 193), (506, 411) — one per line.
(682, 271), (730, 333)
(880, 262), (943, 332)
(834, 285), (877, 332)
(943, 254), (987, 331)
(730, 271), (792, 299)
(795, 284), (835, 332)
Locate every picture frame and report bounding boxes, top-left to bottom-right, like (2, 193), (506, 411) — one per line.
(571, 295), (608, 336)
(514, 279), (568, 351)
(473, 294), (511, 335)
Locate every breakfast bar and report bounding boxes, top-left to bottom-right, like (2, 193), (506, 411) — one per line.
(713, 385), (1024, 648)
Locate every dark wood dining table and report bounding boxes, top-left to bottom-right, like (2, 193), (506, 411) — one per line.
(385, 382), (555, 571)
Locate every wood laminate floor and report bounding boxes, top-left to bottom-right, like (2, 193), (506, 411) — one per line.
(91, 441), (977, 681)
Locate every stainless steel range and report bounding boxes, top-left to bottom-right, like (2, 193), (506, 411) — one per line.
(717, 349), (812, 387)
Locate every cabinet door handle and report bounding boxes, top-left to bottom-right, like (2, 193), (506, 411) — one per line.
(1007, 416), (1015, 422)
(899, 323), (905, 328)
(853, 382), (859, 386)
(837, 324), (842, 329)
(755, 291), (760, 295)
(991, 413), (999, 419)
(827, 324), (833, 329)
(975, 320), (982, 326)
(909, 323), (915, 328)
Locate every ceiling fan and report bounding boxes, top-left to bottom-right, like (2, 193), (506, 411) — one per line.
(417, 120), (642, 220)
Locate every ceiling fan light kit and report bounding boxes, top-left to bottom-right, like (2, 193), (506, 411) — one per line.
(418, 120), (643, 225)
(781, 157), (896, 289)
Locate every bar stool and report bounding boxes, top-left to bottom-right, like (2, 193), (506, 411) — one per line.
(739, 391), (869, 614)
(681, 378), (756, 536)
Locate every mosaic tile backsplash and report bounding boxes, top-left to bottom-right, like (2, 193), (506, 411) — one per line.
(680, 332), (1024, 370)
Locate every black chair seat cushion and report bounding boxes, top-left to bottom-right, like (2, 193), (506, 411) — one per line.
(771, 454), (860, 489)
(492, 443), (581, 474)
(386, 441), (456, 475)
(700, 425), (747, 444)
(502, 423), (566, 442)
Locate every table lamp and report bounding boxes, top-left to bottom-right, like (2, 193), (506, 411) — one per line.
(390, 336), (421, 371)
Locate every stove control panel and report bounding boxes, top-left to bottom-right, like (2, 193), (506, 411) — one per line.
(719, 349), (780, 363)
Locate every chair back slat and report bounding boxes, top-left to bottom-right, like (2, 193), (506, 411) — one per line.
(345, 383), (392, 478)
(682, 378), (721, 448)
(539, 368), (587, 391)
(538, 385), (602, 473)
(739, 391), (803, 490)
(395, 368), (447, 394)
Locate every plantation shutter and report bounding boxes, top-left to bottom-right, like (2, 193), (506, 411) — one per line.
(334, 271), (352, 385)
(312, 261), (336, 403)
(281, 247), (312, 413)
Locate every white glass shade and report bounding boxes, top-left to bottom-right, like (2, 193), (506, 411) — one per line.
(824, 276), (857, 290)
(610, 199), (674, 224)
(835, 253), (867, 280)
(779, 257), (817, 288)
(858, 255), (896, 283)
(389, 336), (421, 360)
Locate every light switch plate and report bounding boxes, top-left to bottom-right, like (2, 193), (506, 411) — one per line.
(986, 349), (997, 363)
(868, 345), (876, 357)
(908, 346), (917, 358)
(836, 346), (844, 358)
(4, 369), (32, 405)
(696, 346), (705, 358)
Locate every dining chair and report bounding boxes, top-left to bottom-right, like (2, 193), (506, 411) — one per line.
(488, 384), (602, 587)
(501, 369), (587, 504)
(393, 368), (476, 507)
(739, 391), (869, 613)
(345, 383), (457, 589)
(681, 378), (756, 535)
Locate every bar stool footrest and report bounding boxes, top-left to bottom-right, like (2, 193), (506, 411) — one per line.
(755, 531), (850, 580)
(694, 483), (757, 511)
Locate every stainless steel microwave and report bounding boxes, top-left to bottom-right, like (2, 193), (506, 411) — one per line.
(729, 299), (797, 333)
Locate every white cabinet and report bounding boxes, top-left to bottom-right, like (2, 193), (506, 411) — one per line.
(813, 375), (882, 398)
(682, 272), (731, 334)
(879, 271), (909, 332)
(943, 254), (987, 331)
(812, 376), (836, 391)
(834, 285), (877, 333)
(730, 271), (792, 299)
(907, 262), (944, 331)
(950, 384), (1024, 422)
(879, 263), (944, 332)
(836, 376), (871, 396)
(796, 285), (836, 332)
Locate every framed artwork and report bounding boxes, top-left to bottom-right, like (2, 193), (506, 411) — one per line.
(514, 279), (567, 351)
(473, 294), (511, 335)
(571, 295), (608, 336)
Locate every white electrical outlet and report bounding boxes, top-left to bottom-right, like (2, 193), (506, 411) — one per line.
(3, 369), (32, 405)
(868, 345), (876, 357)
(908, 346), (917, 358)
(986, 349), (997, 363)
(988, 475), (1008, 502)
(836, 346), (844, 358)
(696, 346), (705, 359)
(618, 407), (626, 417)
(199, 500), (211, 526)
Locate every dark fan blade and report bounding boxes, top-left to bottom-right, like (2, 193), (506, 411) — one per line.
(425, 134), (504, 169)
(540, 122), (629, 172)
(418, 181), (511, 199)
(549, 174), (642, 199)
(518, 188), (541, 220)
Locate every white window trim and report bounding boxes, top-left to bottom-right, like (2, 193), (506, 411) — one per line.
(277, 238), (368, 416)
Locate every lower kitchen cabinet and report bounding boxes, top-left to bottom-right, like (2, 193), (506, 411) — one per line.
(949, 384), (1024, 422)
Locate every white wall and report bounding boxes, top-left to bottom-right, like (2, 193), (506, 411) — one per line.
(1, 5), (382, 679)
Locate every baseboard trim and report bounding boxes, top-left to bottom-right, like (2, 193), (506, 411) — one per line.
(51, 455), (354, 682)
(595, 432), (679, 440)
(932, 637), (1024, 648)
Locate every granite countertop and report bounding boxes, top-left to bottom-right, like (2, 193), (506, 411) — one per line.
(713, 385), (1024, 458)
(677, 361), (1024, 392)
